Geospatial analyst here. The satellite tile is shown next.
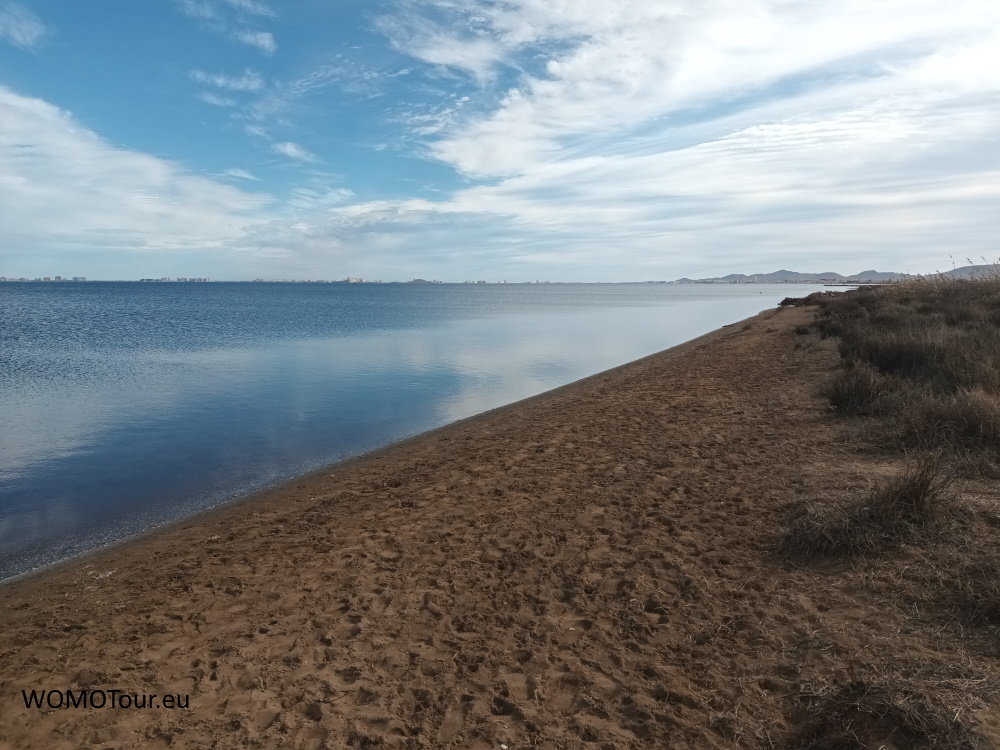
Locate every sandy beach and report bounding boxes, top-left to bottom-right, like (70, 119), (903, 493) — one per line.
(2, 303), (999, 749)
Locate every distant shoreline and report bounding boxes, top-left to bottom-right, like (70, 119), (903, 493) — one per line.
(6, 263), (994, 284)
(1, 277), (870, 284)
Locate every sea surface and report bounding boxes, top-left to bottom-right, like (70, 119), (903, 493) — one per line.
(0, 281), (830, 580)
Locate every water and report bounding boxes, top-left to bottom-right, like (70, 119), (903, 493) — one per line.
(0, 281), (828, 580)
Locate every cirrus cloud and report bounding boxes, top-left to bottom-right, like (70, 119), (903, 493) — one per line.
(190, 68), (265, 91)
(176, 0), (276, 55)
(271, 141), (316, 162)
(0, 1), (46, 49)
(234, 29), (275, 54)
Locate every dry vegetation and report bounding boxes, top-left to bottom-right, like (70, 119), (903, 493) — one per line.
(813, 277), (1000, 463)
(778, 459), (954, 562)
(787, 665), (997, 750)
(778, 276), (1000, 749)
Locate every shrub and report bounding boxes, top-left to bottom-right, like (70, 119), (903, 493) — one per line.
(814, 277), (1000, 464)
(866, 457), (953, 526)
(902, 388), (1000, 454)
(822, 361), (892, 416)
(779, 461), (953, 562)
(788, 678), (990, 750)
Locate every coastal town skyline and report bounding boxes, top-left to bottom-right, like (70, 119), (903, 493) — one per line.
(0, 271), (892, 284)
(2, 1), (998, 281)
(6, 266), (996, 284)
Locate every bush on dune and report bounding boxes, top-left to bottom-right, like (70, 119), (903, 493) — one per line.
(779, 275), (1000, 749)
(902, 388), (1000, 454)
(810, 275), (1000, 469)
(779, 460), (953, 562)
(822, 361), (893, 416)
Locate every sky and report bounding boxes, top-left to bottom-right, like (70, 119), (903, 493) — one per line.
(0, 0), (998, 281)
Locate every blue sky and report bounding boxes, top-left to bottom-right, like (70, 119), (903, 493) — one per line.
(1, 0), (998, 281)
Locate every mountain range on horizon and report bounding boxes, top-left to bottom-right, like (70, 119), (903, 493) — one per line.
(669, 264), (999, 283)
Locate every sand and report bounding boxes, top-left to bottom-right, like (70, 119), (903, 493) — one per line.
(2, 304), (999, 749)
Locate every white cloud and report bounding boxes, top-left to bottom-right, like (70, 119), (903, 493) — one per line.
(179, 0), (273, 20)
(176, 1), (276, 55)
(7, 0), (1000, 281)
(225, 0), (980, 279)
(238, 59), (394, 133)
(376, 13), (503, 82)
(272, 141), (316, 162)
(198, 91), (237, 107)
(0, 1), (45, 49)
(222, 0), (274, 17)
(384, 0), (1000, 178)
(0, 86), (272, 262)
(177, 0), (218, 21)
(235, 83), (1000, 279)
(190, 68), (264, 91)
(223, 168), (259, 180)
(286, 187), (354, 210)
(234, 29), (275, 54)
(407, 95), (471, 136)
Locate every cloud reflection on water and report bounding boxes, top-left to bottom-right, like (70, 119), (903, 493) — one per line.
(0, 285), (822, 579)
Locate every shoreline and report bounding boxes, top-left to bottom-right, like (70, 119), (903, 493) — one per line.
(1, 285), (828, 586)
(0, 309), (770, 590)
(4, 303), (998, 749)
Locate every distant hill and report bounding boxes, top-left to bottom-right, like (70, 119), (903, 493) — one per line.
(669, 269), (907, 284)
(938, 264), (1000, 279)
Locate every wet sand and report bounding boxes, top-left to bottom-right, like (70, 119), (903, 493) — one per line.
(2, 304), (998, 749)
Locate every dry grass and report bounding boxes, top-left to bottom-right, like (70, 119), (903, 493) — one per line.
(779, 460), (953, 562)
(947, 560), (1000, 629)
(797, 275), (1000, 470)
(788, 672), (996, 750)
(822, 361), (894, 416)
(904, 530), (1000, 635)
(775, 278), (1000, 748)
(902, 388), (1000, 454)
(871, 454), (955, 525)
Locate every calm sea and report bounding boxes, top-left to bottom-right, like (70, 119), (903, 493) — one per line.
(0, 281), (828, 580)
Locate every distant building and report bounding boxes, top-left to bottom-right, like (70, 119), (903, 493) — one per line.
(72, 277), (86, 281)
